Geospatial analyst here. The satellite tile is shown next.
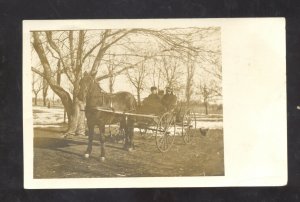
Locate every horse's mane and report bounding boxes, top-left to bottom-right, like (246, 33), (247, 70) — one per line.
(88, 81), (136, 111)
(92, 82), (107, 94)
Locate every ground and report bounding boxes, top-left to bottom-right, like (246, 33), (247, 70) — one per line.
(33, 126), (224, 178)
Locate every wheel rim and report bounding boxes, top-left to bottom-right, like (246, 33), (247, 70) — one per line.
(182, 109), (195, 144)
(155, 112), (176, 152)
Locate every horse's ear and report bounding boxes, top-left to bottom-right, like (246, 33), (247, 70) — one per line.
(90, 71), (97, 78)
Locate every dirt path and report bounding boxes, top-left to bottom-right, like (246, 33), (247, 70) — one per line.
(34, 127), (224, 178)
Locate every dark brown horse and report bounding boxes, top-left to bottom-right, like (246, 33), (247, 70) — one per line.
(78, 72), (136, 161)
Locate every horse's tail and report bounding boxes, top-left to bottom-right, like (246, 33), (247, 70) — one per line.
(120, 91), (137, 112)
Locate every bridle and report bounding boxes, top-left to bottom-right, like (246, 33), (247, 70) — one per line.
(83, 76), (114, 109)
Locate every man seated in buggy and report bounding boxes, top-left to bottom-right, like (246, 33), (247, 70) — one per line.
(138, 86), (177, 115)
(143, 86), (160, 104)
(158, 89), (164, 100)
(161, 86), (177, 111)
(139, 86), (165, 115)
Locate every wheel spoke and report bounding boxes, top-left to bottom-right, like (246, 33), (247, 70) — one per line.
(182, 110), (194, 144)
(155, 112), (176, 152)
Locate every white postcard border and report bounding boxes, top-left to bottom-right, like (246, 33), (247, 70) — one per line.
(23, 18), (287, 188)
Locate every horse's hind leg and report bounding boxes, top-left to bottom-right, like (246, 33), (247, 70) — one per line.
(99, 123), (106, 161)
(84, 124), (94, 158)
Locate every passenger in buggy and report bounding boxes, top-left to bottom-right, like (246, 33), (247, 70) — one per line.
(140, 86), (164, 115)
(161, 86), (177, 111)
(158, 90), (164, 100)
(143, 86), (160, 104)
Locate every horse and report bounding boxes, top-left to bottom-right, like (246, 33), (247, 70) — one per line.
(78, 71), (137, 161)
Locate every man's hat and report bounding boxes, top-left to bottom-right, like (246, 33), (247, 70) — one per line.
(150, 86), (157, 91)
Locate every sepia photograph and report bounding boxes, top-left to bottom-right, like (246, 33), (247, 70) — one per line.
(23, 19), (286, 188)
(30, 26), (223, 178)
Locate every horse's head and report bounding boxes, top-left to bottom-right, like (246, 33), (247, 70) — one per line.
(78, 71), (97, 101)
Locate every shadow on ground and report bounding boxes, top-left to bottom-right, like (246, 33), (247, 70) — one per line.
(34, 137), (88, 149)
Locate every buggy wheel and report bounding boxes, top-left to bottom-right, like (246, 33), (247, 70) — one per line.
(155, 112), (176, 152)
(182, 109), (196, 144)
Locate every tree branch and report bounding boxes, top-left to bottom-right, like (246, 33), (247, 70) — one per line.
(32, 32), (73, 114)
(31, 67), (45, 77)
(90, 30), (110, 74)
(45, 31), (75, 83)
(74, 30), (85, 78)
(95, 54), (157, 81)
(69, 31), (75, 69)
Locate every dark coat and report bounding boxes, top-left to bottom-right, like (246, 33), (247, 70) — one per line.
(140, 94), (164, 115)
(145, 94), (160, 103)
(161, 93), (177, 110)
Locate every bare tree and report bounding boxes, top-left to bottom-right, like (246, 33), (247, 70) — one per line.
(32, 73), (43, 105)
(149, 59), (159, 88)
(160, 56), (183, 91)
(108, 65), (115, 93)
(126, 62), (148, 106)
(198, 79), (221, 115)
(42, 78), (49, 106)
(31, 28), (219, 134)
(105, 53), (117, 93)
(31, 30), (140, 135)
(185, 52), (196, 106)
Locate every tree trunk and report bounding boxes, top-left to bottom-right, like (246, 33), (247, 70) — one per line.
(65, 81), (86, 136)
(186, 52), (194, 108)
(42, 79), (48, 106)
(34, 94), (37, 105)
(109, 77), (114, 93)
(186, 94), (190, 107)
(204, 100), (208, 115)
(185, 77), (191, 107)
(32, 32), (86, 136)
(137, 89), (141, 106)
(65, 30), (86, 136)
(65, 100), (86, 136)
(42, 94), (47, 106)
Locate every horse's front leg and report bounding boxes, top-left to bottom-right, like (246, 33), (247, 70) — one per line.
(126, 118), (135, 152)
(121, 116), (129, 150)
(84, 123), (94, 158)
(99, 123), (106, 162)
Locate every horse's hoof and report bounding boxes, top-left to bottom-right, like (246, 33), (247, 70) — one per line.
(100, 157), (105, 162)
(128, 148), (133, 152)
(84, 153), (90, 159)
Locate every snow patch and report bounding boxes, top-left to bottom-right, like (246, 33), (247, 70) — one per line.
(33, 106), (66, 127)
(32, 106), (223, 130)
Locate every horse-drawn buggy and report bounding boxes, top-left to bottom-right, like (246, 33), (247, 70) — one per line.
(135, 106), (197, 152)
(78, 72), (200, 161)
